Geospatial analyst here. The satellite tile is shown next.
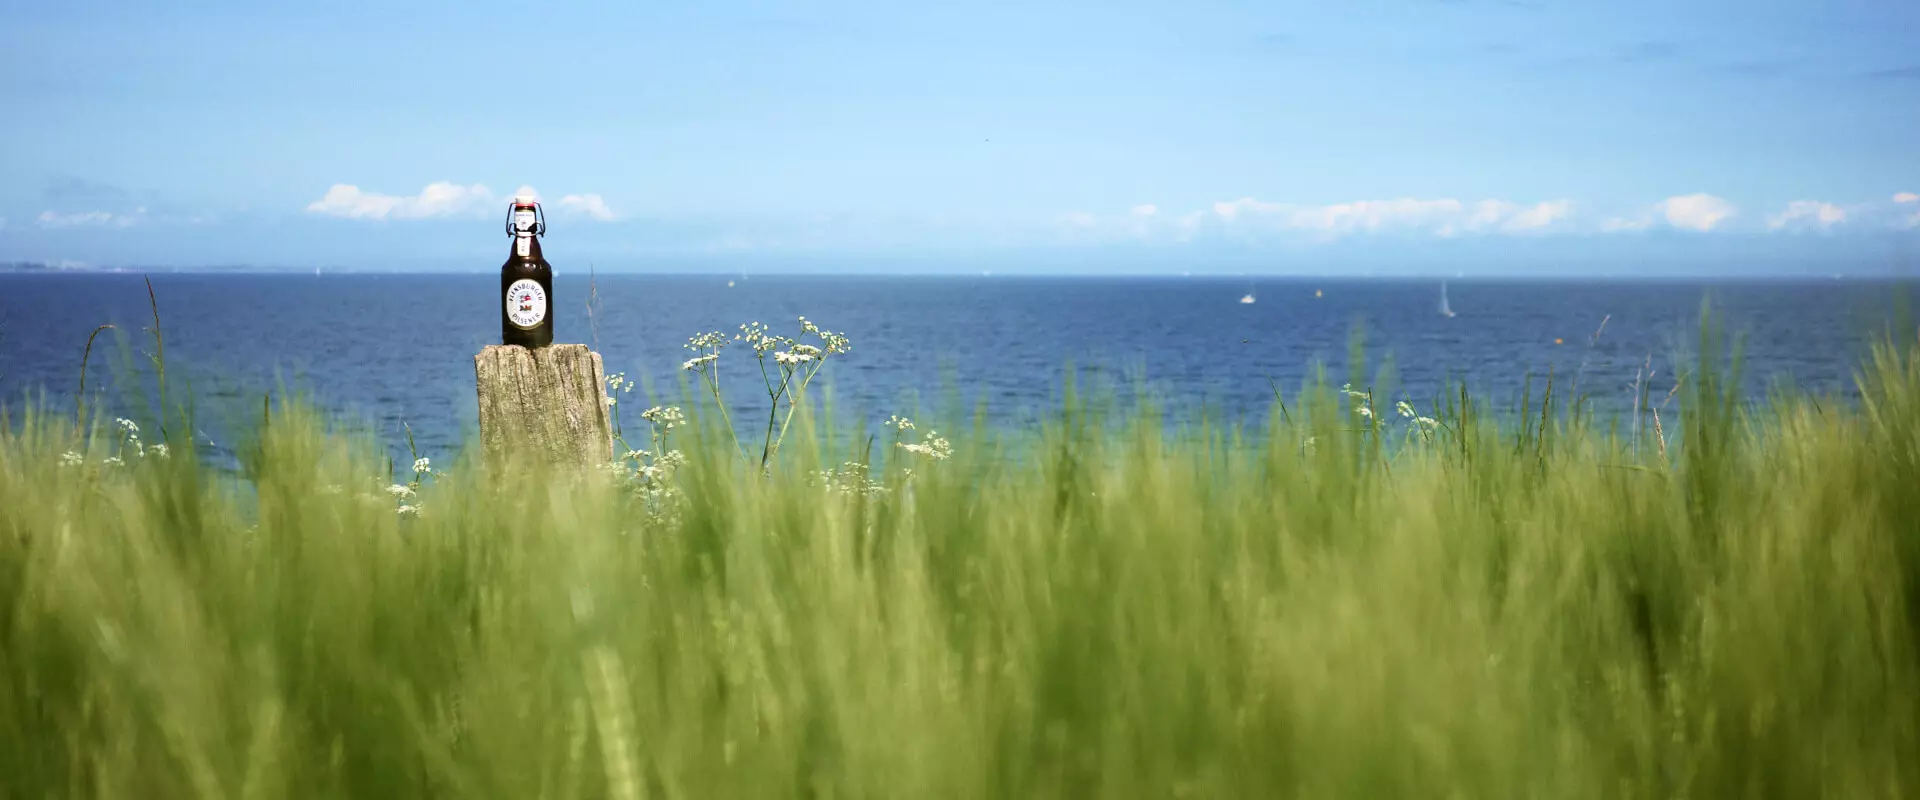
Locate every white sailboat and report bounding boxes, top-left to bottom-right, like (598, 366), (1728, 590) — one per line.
(1439, 280), (1456, 318)
(1240, 281), (1256, 304)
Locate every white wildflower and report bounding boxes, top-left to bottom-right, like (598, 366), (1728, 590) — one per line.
(1356, 405), (1373, 419)
(773, 350), (815, 367)
(386, 484), (416, 498)
(885, 415), (915, 431)
(605, 396), (617, 407)
(116, 418), (139, 436)
(59, 451), (84, 467)
(641, 406), (685, 430)
(686, 331), (729, 351)
(791, 343), (822, 358)
(397, 504), (420, 518)
(738, 321), (781, 355)
(897, 430), (953, 460)
(640, 451), (686, 483)
(621, 449), (650, 461)
(682, 354), (719, 371)
(412, 457), (432, 475)
(606, 372), (628, 392)
(813, 461), (885, 498)
(1416, 416), (1440, 430)
(1396, 401), (1416, 419)
(102, 456), (124, 467)
(146, 443), (169, 459)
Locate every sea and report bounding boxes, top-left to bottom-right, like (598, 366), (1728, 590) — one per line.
(1, 272), (1912, 465)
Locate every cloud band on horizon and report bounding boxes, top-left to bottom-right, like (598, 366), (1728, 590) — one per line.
(304, 182), (619, 221)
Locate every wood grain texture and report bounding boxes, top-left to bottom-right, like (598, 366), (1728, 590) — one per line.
(474, 344), (613, 470)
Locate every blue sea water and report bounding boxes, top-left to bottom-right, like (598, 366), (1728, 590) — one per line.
(0, 272), (1911, 464)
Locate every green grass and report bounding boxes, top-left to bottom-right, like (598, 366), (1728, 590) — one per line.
(4, 319), (1920, 798)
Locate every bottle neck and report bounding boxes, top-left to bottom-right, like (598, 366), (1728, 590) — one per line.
(511, 233), (544, 261)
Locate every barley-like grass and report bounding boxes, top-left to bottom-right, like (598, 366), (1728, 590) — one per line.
(2, 317), (1917, 797)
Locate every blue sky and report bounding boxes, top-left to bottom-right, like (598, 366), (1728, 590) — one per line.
(2, 0), (1917, 274)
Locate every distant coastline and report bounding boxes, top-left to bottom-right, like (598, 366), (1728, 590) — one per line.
(0, 261), (269, 274)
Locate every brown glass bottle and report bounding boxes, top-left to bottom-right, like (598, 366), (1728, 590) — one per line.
(501, 201), (554, 348)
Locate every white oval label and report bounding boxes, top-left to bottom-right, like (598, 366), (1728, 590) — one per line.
(513, 209), (537, 233)
(506, 279), (547, 329)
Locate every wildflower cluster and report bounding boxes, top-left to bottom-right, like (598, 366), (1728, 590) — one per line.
(1340, 384), (1375, 419)
(812, 462), (886, 498)
(640, 406), (685, 431)
(798, 317), (852, 356)
(1396, 400), (1440, 430)
(608, 403), (692, 523)
(116, 418), (169, 460)
(889, 416), (953, 461)
(1332, 386), (1445, 447)
(385, 455), (438, 519)
(685, 316), (856, 468)
(737, 321), (780, 356)
(898, 433), (953, 461)
(610, 314), (861, 484)
(61, 418), (172, 471)
(681, 332), (728, 373)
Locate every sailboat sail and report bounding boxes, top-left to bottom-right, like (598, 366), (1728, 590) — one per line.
(1439, 281), (1455, 317)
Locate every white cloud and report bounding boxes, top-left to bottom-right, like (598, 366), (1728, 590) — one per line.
(305, 182), (497, 220)
(1287, 198), (1465, 234)
(1656, 193), (1736, 232)
(36, 209), (140, 228)
(306, 182), (619, 222)
(1895, 192), (1920, 228)
(1502, 199), (1573, 232)
(1601, 194), (1737, 233)
(1201, 196), (1573, 237)
(557, 194), (619, 221)
(1766, 200), (1848, 231)
(1061, 190), (1920, 241)
(1211, 197), (1285, 222)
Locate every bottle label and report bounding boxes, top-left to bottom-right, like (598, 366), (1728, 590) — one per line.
(506, 279), (547, 329)
(516, 235), (531, 258)
(512, 209), (537, 233)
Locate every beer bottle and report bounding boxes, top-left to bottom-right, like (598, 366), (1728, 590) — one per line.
(501, 195), (554, 348)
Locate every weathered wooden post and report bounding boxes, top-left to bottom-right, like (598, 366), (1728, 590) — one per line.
(475, 344), (613, 469)
(473, 195), (614, 470)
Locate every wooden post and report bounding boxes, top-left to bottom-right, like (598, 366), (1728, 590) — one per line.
(474, 344), (614, 470)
